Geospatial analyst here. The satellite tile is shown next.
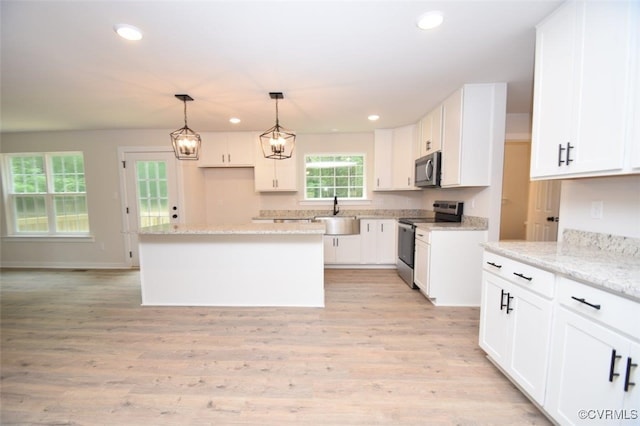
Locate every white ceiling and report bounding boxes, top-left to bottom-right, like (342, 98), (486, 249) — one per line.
(1, 0), (562, 135)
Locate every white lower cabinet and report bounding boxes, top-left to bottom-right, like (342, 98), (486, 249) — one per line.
(360, 219), (397, 265)
(480, 271), (553, 405)
(415, 229), (487, 306)
(480, 252), (640, 425)
(323, 235), (361, 265)
(545, 277), (640, 425)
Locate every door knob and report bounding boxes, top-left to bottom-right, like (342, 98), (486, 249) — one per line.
(546, 216), (559, 222)
(172, 214), (178, 219)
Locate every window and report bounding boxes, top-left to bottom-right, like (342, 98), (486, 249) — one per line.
(3, 152), (89, 235)
(305, 154), (365, 199)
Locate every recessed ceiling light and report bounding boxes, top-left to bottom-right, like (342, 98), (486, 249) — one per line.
(368, 114), (380, 121)
(417, 11), (444, 30)
(114, 24), (143, 41)
(229, 117), (241, 124)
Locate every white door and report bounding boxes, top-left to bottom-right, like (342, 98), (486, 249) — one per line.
(123, 151), (179, 267)
(526, 179), (561, 241)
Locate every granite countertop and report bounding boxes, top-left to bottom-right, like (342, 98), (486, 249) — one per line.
(482, 241), (640, 302)
(139, 223), (326, 235)
(416, 222), (488, 231)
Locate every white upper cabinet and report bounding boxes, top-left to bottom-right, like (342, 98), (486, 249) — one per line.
(417, 105), (442, 158)
(254, 141), (297, 192)
(440, 83), (506, 187)
(198, 132), (255, 167)
(392, 124), (419, 189)
(373, 125), (419, 191)
(531, 0), (639, 179)
(373, 129), (394, 190)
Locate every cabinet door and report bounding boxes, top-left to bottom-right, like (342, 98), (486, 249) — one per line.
(198, 133), (230, 166)
(323, 236), (337, 264)
(334, 235), (362, 264)
(530, 1), (576, 178)
(414, 239), (429, 294)
(569, 1), (630, 175)
(254, 145), (297, 192)
(441, 88), (462, 186)
(359, 220), (377, 264)
(531, 1), (633, 178)
(419, 106), (442, 158)
(273, 158), (297, 191)
(226, 132), (255, 166)
(373, 130), (393, 190)
(546, 306), (627, 425)
(508, 286), (553, 404)
(479, 272), (510, 366)
(392, 124), (418, 189)
(375, 220), (397, 264)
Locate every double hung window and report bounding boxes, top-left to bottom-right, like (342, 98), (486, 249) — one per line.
(3, 152), (89, 235)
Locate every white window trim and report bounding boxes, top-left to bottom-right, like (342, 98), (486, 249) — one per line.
(303, 153), (367, 201)
(1, 152), (91, 238)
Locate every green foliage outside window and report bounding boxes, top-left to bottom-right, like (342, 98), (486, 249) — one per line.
(305, 154), (365, 199)
(5, 153), (89, 234)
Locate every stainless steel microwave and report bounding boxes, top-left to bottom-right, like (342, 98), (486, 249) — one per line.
(415, 151), (441, 188)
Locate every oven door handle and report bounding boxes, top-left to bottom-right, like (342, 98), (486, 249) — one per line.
(398, 223), (414, 231)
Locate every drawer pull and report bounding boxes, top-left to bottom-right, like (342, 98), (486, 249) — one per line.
(513, 272), (533, 281)
(624, 357), (637, 392)
(571, 296), (601, 310)
(609, 349), (621, 382)
(487, 261), (502, 269)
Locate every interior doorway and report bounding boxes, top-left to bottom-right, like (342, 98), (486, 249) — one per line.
(500, 141), (531, 240)
(499, 141), (561, 242)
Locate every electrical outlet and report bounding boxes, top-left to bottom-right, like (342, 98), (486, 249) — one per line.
(590, 201), (603, 219)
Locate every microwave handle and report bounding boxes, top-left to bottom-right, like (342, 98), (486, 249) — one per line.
(426, 159), (433, 180)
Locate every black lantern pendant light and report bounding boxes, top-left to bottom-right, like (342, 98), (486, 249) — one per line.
(260, 92), (295, 160)
(170, 94), (201, 160)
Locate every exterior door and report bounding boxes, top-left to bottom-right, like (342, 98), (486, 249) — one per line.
(526, 179), (561, 241)
(123, 151), (179, 267)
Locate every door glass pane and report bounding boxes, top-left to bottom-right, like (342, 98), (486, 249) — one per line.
(136, 161), (170, 228)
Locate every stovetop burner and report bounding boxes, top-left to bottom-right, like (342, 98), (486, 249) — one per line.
(399, 200), (464, 225)
(398, 217), (436, 225)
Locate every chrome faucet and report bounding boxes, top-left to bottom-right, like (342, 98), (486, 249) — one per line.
(333, 195), (339, 215)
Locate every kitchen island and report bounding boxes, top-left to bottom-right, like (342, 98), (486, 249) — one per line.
(138, 223), (326, 307)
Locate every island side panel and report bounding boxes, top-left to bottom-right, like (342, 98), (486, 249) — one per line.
(138, 233), (324, 307)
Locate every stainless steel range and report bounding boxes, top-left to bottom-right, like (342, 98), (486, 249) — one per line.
(396, 201), (463, 288)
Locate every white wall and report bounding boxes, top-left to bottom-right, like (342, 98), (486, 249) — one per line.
(0, 129), (198, 268)
(558, 175), (640, 239)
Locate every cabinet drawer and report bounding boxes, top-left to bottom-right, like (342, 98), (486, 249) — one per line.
(415, 228), (430, 243)
(557, 277), (640, 340)
(483, 251), (555, 298)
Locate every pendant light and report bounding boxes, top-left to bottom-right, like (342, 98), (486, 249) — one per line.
(259, 92), (296, 160)
(170, 94), (201, 160)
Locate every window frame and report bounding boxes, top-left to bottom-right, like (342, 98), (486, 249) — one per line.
(304, 153), (366, 201)
(2, 152), (90, 237)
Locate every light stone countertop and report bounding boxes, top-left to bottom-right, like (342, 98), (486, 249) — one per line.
(416, 222), (488, 231)
(139, 223), (326, 235)
(482, 241), (640, 302)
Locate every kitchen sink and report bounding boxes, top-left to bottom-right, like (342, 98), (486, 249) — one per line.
(312, 216), (360, 235)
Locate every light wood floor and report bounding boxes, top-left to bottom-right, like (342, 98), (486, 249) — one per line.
(1, 268), (550, 425)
